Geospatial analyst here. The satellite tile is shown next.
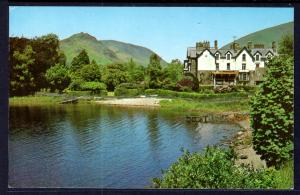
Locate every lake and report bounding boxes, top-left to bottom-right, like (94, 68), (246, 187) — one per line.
(9, 104), (241, 188)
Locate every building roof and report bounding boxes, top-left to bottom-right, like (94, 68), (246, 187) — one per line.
(187, 46), (276, 59)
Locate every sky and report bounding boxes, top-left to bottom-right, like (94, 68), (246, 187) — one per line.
(9, 6), (293, 62)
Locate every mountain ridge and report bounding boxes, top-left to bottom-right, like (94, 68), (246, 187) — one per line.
(60, 33), (168, 66)
(221, 21), (294, 49)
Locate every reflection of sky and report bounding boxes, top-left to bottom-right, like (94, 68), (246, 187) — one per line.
(9, 6), (293, 62)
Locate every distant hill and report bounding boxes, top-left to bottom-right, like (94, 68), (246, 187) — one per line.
(60, 32), (168, 67)
(221, 22), (294, 49)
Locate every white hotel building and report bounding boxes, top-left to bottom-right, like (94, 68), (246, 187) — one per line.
(183, 40), (278, 86)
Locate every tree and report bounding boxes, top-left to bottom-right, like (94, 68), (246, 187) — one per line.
(45, 63), (71, 92)
(125, 58), (145, 83)
(102, 63), (129, 91)
(10, 45), (36, 96)
(162, 59), (184, 90)
(30, 34), (61, 90)
(278, 34), (294, 56)
(147, 54), (163, 89)
(78, 60), (102, 82)
(70, 49), (90, 72)
(250, 36), (294, 167)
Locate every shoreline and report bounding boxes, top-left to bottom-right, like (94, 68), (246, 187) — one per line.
(230, 117), (266, 169)
(95, 97), (170, 107)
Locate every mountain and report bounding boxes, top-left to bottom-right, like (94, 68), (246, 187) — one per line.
(60, 32), (168, 66)
(221, 21), (294, 49)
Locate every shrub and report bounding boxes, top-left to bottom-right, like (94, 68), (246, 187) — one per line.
(114, 83), (143, 97)
(152, 146), (278, 189)
(250, 55), (294, 168)
(176, 78), (194, 92)
(144, 89), (249, 100)
(199, 85), (214, 93)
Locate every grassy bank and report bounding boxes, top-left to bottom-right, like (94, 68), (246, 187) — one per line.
(9, 96), (63, 106)
(160, 98), (250, 114)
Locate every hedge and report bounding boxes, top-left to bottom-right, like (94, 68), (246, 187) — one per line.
(144, 89), (249, 100)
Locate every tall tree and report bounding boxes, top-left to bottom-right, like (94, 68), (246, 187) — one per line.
(147, 54), (163, 89)
(10, 45), (36, 96)
(70, 49), (90, 72)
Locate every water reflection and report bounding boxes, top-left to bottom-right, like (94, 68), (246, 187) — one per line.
(9, 104), (241, 188)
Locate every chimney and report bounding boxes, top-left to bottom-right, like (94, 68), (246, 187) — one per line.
(247, 41), (252, 50)
(272, 41), (276, 52)
(214, 40), (218, 49)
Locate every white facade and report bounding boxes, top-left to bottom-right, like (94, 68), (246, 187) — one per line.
(196, 48), (270, 72)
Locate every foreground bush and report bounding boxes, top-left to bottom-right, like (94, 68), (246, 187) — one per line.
(250, 55), (294, 168)
(152, 146), (278, 189)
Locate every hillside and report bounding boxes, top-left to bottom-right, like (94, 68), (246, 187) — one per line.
(221, 22), (294, 49)
(60, 32), (167, 66)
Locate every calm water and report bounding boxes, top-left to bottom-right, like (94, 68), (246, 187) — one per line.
(9, 104), (241, 188)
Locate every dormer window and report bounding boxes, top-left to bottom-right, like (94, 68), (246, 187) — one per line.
(242, 54), (246, 61)
(227, 54), (231, 60)
(256, 54), (260, 61)
(216, 53), (219, 60)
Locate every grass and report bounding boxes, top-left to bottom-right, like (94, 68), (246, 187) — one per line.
(159, 98), (250, 114)
(9, 96), (63, 106)
(274, 159), (294, 189)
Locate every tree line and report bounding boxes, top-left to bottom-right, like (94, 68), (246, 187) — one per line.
(10, 33), (194, 96)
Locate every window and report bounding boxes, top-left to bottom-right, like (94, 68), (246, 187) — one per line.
(216, 53), (219, 60)
(227, 63), (230, 70)
(242, 73), (247, 81)
(256, 63), (260, 68)
(242, 63), (246, 70)
(216, 63), (219, 70)
(242, 54), (246, 61)
(256, 54), (260, 61)
(227, 54), (231, 60)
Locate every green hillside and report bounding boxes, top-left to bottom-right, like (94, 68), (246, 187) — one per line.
(60, 32), (167, 66)
(221, 22), (294, 49)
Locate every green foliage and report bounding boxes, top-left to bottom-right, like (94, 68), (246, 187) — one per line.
(199, 85), (214, 93)
(70, 49), (90, 72)
(102, 63), (129, 91)
(152, 146), (278, 189)
(147, 54), (164, 89)
(10, 34), (61, 95)
(45, 64), (71, 92)
(250, 55), (294, 167)
(78, 61), (102, 82)
(125, 58), (145, 83)
(114, 83), (144, 97)
(10, 45), (36, 96)
(144, 89), (249, 100)
(80, 82), (107, 94)
(278, 34), (294, 56)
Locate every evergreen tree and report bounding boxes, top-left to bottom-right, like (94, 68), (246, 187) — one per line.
(70, 49), (90, 72)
